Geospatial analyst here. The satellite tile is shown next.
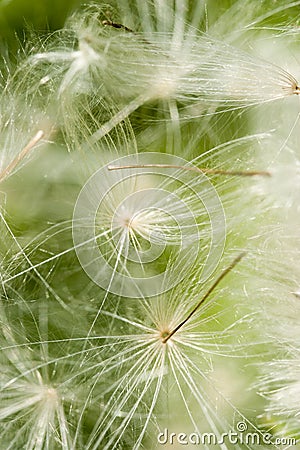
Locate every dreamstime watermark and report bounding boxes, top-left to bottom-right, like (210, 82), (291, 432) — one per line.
(157, 422), (297, 446)
(72, 153), (226, 298)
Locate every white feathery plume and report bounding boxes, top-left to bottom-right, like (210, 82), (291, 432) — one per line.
(0, 90), (47, 183)
(17, 3), (299, 145)
(70, 253), (262, 450)
(0, 305), (75, 450)
(248, 229), (300, 439)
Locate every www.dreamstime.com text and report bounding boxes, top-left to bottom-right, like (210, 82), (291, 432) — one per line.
(157, 423), (297, 446)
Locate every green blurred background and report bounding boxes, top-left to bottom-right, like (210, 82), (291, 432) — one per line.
(0, 0), (82, 58)
(0, 0), (82, 36)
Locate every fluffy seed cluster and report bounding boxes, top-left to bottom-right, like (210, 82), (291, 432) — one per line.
(0, 1), (300, 449)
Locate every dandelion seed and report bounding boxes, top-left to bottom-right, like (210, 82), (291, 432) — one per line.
(19, 4), (299, 144)
(88, 27), (300, 142)
(72, 152), (226, 298)
(0, 308), (75, 450)
(27, 19), (103, 97)
(77, 253), (261, 450)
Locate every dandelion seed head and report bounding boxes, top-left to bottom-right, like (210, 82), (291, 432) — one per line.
(0, 356), (70, 447)
(159, 330), (170, 340)
(15, 3), (300, 150)
(73, 152), (226, 297)
(84, 253), (255, 449)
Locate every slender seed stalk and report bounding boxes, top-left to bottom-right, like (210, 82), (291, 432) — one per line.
(0, 130), (44, 183)
(162, 252), (246, 343)
(107, 164), (271, 177)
